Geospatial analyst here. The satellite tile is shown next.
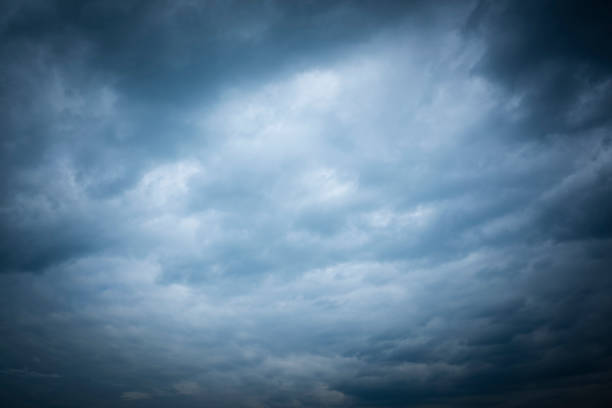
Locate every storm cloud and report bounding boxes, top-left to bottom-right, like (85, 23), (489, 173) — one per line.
(1, 1), (612, 407)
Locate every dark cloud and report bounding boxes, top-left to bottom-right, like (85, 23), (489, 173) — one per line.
(470, 0), (612, 136)
(0, 0), (445, 273)
(1, 0), (612, 407)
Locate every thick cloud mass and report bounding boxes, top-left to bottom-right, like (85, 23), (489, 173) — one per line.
(1, 1), (612, 407)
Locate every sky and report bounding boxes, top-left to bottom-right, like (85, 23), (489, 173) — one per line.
(1, 1), (612, 407)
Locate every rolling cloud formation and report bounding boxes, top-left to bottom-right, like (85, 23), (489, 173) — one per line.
(1, 1), (612, 407)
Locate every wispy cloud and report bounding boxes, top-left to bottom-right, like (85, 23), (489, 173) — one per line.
(120, 391), (151, 401)
(0, 368), (61, 379)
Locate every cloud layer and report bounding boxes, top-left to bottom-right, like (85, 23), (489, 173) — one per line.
(1, 1), (612, 407)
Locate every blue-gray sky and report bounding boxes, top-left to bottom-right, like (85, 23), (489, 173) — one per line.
(1, 1), (612, 407)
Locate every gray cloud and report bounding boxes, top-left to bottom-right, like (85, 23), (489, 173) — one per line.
(1, 1), (611, 407)
(469, 0), (612, 136)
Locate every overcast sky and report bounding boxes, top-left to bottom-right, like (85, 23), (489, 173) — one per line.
(1, 1), (612, 407)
